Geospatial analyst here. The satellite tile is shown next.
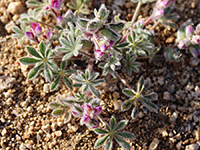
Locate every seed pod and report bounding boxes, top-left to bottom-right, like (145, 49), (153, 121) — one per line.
(108, 23), (124, 32)
(99, 27), (119, 41)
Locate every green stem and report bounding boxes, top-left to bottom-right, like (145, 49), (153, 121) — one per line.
(131, 0), (143, 25)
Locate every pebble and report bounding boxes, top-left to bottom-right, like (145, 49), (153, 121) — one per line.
(5, 21), (16, 33)
(163, 91), (171, 100)
(170, 111), (179, 122)
(43, 83), (50, 93)
(113, 100), (121, 110)
(176, 142), (182, 150)
(185, 144), (199, 150)
(158, 128), (168, 137)
(190, 57), (199, 66)
(0, 76), (16, 91)
(7, 2), (25, 15)
(1, 128), (7, 136)
(19, 143), (26, 150)
(55, 131), (62, 137)
(149, 138), (160, 150)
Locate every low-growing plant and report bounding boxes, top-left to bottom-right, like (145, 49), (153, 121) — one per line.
(11, 0), (198, 149)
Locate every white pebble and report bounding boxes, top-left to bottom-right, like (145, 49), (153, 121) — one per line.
(186, 144), (199, 150)
(7, 2), (25, 15)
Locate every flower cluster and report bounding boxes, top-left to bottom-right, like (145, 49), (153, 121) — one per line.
(176, 22), (200, 57)
(151, 0), (175, 20)
(72, 102), (102, 128)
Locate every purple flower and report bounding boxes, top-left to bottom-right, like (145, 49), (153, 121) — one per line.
(178, 39), (189, 49)
(195, 24), (200, 34)
(31, 22), (42, 35)
(51, 0), (62, 10)
(25, 31), (35, 40)
(56, 15), (65, 27)
(192, 35), (200, 45)
(185, 25), (194, 39)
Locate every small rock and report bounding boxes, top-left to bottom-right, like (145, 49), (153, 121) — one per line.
(114, 0), (125, 6)
(1, 128), (7, 136)
(158, 77), (164, 86)
(158, 128), (168, 137)
(19, 143), (26, 150)
(185, 144), (199, 150)
(176, 142), (182, 150)
(43, 84), (50, 93)
(7, 2), (25, 15)
(113, 100), (121, 110)
(190, 57), (199, 66)
(163, 91), (171, 100)
(0, 76), (16, 91)
(55, 131), (62, 137)
(170, 111), (179, 122)
(149, 138), (160, 150)
(71, 125), (79, 132)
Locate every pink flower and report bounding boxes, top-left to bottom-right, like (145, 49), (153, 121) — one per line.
(31, 23), (42, 35)
(25, 31), (35, 40)
(185, 25), (194, 39)
(51, 0), (62, 10)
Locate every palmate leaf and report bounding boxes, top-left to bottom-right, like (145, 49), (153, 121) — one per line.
(114, 132), (135, 140)
(52, 109), (64, 117)
(131, 106), (139, 119)
(44, 64), (53, 81)
(140, 97), (158, 113)
(114, 120), (128, 131)
(114, 135), (131, 150)
(28, 63), (43, 80)
(27, 46), (42, 59)
(19, 57), (41, 65)
(94, 135), (109, 148)
(105, 139), (113, 150)
(110, 116), (116, 130)
(50, 76), (61, 91)
(48, 102), (63, 110)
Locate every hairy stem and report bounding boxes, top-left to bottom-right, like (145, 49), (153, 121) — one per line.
(116, 72), (132, 89)
(35, 20), (56, 29)
(131, 0), (143, 25)
(79, 50), (93, 58)
(150, 20), (160, 31)
(144, 16), (152, 26)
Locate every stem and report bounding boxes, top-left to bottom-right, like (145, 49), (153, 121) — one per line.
(150, 20), (160, 31)
(35, 20), (56, 29)
(131, 0), (143, 25)
(79, 50), (93, 58)
(144, 16), (152, 26)
(115, 72), (132, 89)
(98, 116), (106, 126)
(88, 58), (94, 72)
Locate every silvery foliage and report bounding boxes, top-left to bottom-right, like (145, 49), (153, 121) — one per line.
(94, 116), (135, 150)
(131, 0), (156, 4)
(121, 76), (158, 119)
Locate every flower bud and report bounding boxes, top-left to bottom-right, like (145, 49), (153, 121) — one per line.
(189, 46), (200, 57)
(31, 22), (42, 35)
(57, 15), (65, 27)
(51, 0), (62, 10)
(99, 27), (119, 41)
(195, 24), (200, 34)
(25, 31), (35, 40)
(178, 39), (190, 49)
(185, 25), (194, 39)
(95, 49), (104, 59)
(192, 35), (200, 45)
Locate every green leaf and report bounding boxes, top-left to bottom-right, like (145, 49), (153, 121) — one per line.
(12, 26), (23, 34)
(114, 135), (131, 150)
(50, 76), (61, 91)
(137, 76), (145, 93)
(94, 135), (109, 148)
(63, 76), (73, 90)
(27, 46), (42, 58)
(115, 132), (135, 140)
(89, 85), (100, 98)
(131, 107), (139, 119)
(110, 116), (116, 130)
(121, 98), (135, 111)
(100, 28), (119, 41)
(94, 128), (109, 134)
(44, 64), (53, 81)
(140, 97), (158, 113)
(39, 41), (46, 57)
(123, 89), (135, 97)
(104, 139), (113, 150)
(26, 0), (43, 7)
(52, 109), (64, 117)
(19, 57), (41, 65)
(28, 63), (43, 80)
(143, 92), (158, 101)
(64, 112), (72, 122)
(114, 120), (128, 131)
(62, 52), (73, 61)
(48, 102), (63, 110)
